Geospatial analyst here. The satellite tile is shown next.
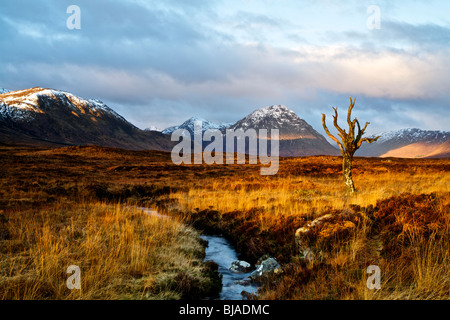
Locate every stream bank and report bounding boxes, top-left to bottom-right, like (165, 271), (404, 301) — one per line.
(137, 207), (260, 300)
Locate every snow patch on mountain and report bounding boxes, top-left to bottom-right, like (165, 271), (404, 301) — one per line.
(369, 128), (449, 144)
(162, 117), (233, 135)
(231, 105), (302, 129)
(0, 87), (127, 123)
(144, 125), (163, 132)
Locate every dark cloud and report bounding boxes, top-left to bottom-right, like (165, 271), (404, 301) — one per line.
(0, 0), (449, 133)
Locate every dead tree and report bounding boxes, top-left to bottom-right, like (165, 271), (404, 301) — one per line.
(322, 97), (380, 194)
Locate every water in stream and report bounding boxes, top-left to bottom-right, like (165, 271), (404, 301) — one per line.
(136, 207), (259, 300)
(201, 235), (260, 300)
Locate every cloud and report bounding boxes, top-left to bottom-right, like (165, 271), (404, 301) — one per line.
(343, 20), (450, 52)
(0, 0), (449, 133)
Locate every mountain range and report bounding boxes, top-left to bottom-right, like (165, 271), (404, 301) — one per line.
(161, 117), (233, 135)
(0, 87), (448, 158)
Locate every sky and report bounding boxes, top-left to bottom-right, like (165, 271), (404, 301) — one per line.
(1, 0), (450, 136)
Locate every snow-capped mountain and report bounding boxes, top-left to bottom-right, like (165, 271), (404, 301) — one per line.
(0, 88), (11, 94)
(162, 117), (233, 135)
(0, 87), (126, 123)
(3, 88), (447, 158)
(231, 105), (323, 139)
(358, 128), (449, 158)
(144, 125), (162, 132)
(0, 87), (173, 150)
(230, 105), (339, 156)
(370, 128), (448, 144)
(162, 105), (340, 156)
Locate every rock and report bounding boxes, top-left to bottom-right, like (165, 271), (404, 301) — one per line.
(296, 214), (334, 236)
(234, 279), (252, 286)
(295, 213), (358, 262)
(229, 260), (252, 273)
(256, 254), (272, 266)
(249, 257), (282, 281)
(294, 214), (333, 262)
(299, 246), (315, 261)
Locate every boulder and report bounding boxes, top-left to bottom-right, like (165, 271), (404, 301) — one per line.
(294, 214), (333, 262)
(295, 213), (358, 262)
(249, 257), (282, 281)
(256, 254), (271, 265)
(234, 279), (252, 286)
(229, 260), (252, 273)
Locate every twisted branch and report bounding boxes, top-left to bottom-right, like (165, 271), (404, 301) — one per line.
(322, 113), (344, 153)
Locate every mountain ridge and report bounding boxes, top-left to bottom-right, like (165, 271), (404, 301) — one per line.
(358, 128), (449, 158)
(162, 116), (233, 135)
(1, 87), (448, 158)
(0, 87), (174, 151)
(162, 104), (341, 157)
(230, 105), (318, 139)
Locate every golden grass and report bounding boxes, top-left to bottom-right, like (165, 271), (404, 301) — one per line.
(166, 160), (450, 300)
(169, 170), (450, 231)
(363, 228), (450, 300)
(1, 146), (448, 300)
(0, 201), (210, 300)
(250, 197), (449, 300)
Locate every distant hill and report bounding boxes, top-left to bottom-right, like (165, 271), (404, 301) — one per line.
(162, 117), (233, 136)
(358, 128), (449, 158)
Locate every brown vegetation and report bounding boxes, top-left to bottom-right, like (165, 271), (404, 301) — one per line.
(0, 145), (448, 299)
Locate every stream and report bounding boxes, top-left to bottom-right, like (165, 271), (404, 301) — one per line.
(135, 207), (259, 300)
(201, 234), (260, 300)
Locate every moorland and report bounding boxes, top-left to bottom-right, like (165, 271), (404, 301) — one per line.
(0, 145), (448, 299)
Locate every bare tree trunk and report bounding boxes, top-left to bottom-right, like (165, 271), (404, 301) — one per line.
(342, 153), (356, 194)
(322, 97), (380, 194)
